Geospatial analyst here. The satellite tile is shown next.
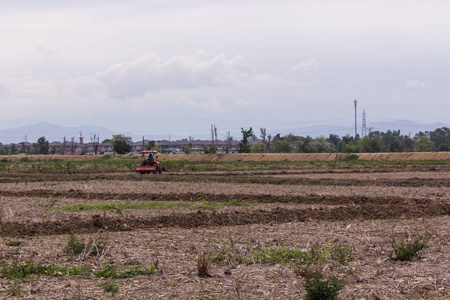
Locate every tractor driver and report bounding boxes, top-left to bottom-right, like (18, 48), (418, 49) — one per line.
(148, 154), (154, 162)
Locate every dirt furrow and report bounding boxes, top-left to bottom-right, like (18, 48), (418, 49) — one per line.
(1, 173), (449, 187)
(1, 204), (449, 237)
(0, 189), (434, 206)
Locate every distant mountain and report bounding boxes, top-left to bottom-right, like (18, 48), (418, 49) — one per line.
(0, 122), (119, 144)
(0, 120), (448, 145)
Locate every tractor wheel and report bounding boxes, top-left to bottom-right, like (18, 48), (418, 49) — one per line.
(153, 167), (158, 174)
(158, 166), (162, 174)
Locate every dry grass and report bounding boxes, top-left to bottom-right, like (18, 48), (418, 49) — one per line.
(0, 164), (449, 298)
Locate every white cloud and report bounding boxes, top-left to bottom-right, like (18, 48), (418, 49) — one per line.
(289, 59), (320, 77)
(76, 51), (250, 99)
(406, 80), (426, 87)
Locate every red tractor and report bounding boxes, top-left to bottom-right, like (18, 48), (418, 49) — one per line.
(135, 150), (165, 174)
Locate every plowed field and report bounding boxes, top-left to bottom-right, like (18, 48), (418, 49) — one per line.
(0, 157), (449, 299)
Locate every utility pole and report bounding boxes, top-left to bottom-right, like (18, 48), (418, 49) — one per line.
(70, 137), (75, 155)
(362, 109), (367, 137)
(354, 100), (358, 138)
(63, 137), (67, 155)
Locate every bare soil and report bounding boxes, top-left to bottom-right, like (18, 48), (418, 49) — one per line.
(0, 161), (449, 299)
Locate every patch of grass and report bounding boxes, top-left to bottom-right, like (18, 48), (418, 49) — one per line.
(251, 246), (309, 265)
(200, 199), (251, 210)
(200, 200), (218, 210)
(0, 255), (154, 281)
(211, 248), (248, 266)
(94, 264), (157, 279)
(0, 255), (94, 280)
(5, 240), (24, 247)
(224, 199), (250, 207)
(6, 281), (21, 296)
(100, 280), (119, 296)
(304, 275), (345, 300)
(341, 154), (359, 162)
(249, 242), (352, 267)
(389, 235), (429, 261)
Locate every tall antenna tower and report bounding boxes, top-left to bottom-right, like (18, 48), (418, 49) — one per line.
(354, 100), (357, 137)
(362, 109), (367, 137)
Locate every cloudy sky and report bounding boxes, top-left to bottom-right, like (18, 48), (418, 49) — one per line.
(0, 0), (449, 140)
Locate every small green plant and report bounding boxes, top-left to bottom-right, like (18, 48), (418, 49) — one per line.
(100, 280), (119, 296)
(251, 246), (309, 265)
(330, 243), (353, 265)
(389, 235), (429, 261)
(304, 275), (344, 300)
(63, 234), (105, 257)
(6, 281), (21, 296)
(63, 234), (86, 256)
(0, 255), (50, 280)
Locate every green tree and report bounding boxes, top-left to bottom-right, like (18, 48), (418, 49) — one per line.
(251, 143), (264, 153)
(439, 144), (450, 151)
(414, 136), (434, 152)
(34, 136), (49, 154)
(112, 134), (132, 154)
(327, 134), (340, 148)
(9, 143), (18, 154)
(237, 127), (254, 153)
(146, 140), (156, 150)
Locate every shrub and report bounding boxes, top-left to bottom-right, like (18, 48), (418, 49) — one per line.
(304, 276), (344, 300)
(63, 234), (86, 255)
(389, 235), (429, 261)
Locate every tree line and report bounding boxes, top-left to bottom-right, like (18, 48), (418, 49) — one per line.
(1, 127), (449, 155)
(237, 127), (450, 153)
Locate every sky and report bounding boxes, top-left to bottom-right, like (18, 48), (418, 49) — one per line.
(0, 0), (449, 141)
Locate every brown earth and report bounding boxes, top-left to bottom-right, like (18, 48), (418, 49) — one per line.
(0, 161), (449, 299)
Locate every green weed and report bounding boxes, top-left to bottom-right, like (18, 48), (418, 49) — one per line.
(63, 234), (86, 255)
(6, 281), (21, 296)
(389, 235), (429, 261)
(304, 275), (344, 300)
(100, 280), (119, 296)
(94, 264), (157, 279)
(5, 240), (24, 247)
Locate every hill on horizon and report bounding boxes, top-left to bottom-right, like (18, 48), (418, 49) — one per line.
(0, 120), (448, 144)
